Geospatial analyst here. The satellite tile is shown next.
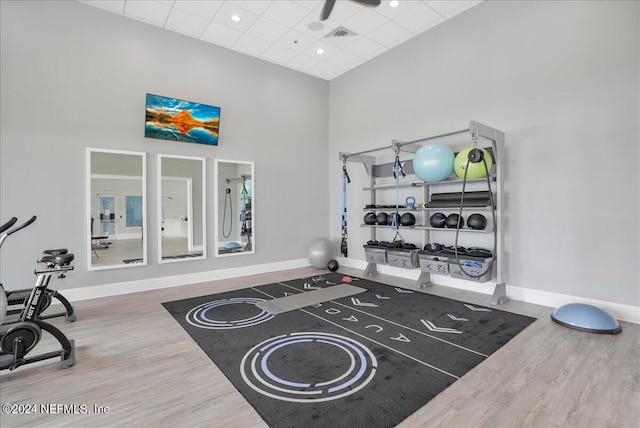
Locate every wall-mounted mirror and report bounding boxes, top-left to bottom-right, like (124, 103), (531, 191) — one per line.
(215, 159), (254, 257)
(88, 148), (146, 270)
(158, 155), (206, 263)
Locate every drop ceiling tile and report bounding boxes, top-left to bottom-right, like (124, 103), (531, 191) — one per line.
(232, 33), (272, 56)
(325, 49), (362, 69)
(172, 1), (224, 20)
(318, 0), (363, 23)
(294, 0), (324, 11)
(165, 9), (211, 37)
(276, 29), (316, 52)
(200, 21), (244, 47)
(395, 2), (443, 34)
(260, 44), (299, 64)
(293, 10), (339, 38)
(309, 61), (344, 79)
(343, 36), (384, 59)
(342, 7), (388, 36)
(303, 42), (335, 60)
(124, 0), (172, 26)
(366, 20), (411, 47)
(322, 32), (359, 50)
(286, 53), (321, 71)
(385, 32), (413, 50)
(246, 17), (289, 43)
(232, 0), (273, 15)
(425, 0), (481, 18)
(82, 0), (126, 14)
(212, 2), (260, 32)
(374, 1), (422, 20)
(261, 1), (310, 28)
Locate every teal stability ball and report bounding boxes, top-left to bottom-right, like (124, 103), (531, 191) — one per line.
(412, 143), (455, 183)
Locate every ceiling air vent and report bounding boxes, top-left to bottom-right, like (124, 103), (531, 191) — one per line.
(324, 26), (358, 38)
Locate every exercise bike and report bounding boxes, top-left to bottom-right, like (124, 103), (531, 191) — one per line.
(0, 216), (76, 323)
(0, 253), (76, 370)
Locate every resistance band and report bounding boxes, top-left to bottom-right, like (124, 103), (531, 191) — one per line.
(453, 138), (497, 278)
(341, 163), (350, 257)
(391, 155), (405, 242)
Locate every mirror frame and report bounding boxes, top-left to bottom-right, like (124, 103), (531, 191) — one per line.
(214, 159), (255, 257)
(157, 154), (207, 264)
(87, 148), (147, 271)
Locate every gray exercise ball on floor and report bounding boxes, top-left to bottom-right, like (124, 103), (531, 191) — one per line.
(306, 238), (337, 269)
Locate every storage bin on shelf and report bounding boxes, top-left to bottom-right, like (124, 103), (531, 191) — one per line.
(386, 247), (419, 269)
(363, 244), (387, 265)
(448, 255), (494, 283)
(418, 251), (449, 275)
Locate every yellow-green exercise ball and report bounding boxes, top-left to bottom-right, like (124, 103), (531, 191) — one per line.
(454, 147), (494, 179)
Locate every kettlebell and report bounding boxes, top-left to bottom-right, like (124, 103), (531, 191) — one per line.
(405, 196), (416, 209)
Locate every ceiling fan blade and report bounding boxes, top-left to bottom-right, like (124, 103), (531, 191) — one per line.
(354, 0), (382, 6)
(320, 0), (336, 21)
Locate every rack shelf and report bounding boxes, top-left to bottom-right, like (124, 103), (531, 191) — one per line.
(363, 206), (494, 212)
(362, 175), (496, 191)
(342, 120), (507, 305)
(361, 224), (492, 233)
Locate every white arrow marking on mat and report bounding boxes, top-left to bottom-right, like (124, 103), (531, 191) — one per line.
(390, 333), (410, 343)
(304, 283), (320, 290)
(447, 314), (469, 322)
(375, 294), (390, 300)
(394, 287), (414, 294)
(343, 315), (358, 322)
(421, 319), (463, 334)
(464, 304), (492, 312)
(351, 297), (378, 308)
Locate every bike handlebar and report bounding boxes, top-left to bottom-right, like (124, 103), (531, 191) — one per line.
(7, 216), (37, 236)
(0, 217), (18, 234)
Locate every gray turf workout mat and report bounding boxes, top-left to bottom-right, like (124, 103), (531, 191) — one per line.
(255, 283), (366, 314)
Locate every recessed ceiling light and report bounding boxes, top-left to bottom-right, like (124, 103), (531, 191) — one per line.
(317, 48), (325, 55)
(231, 14), (240, 22)
(389, 1), (399, 8)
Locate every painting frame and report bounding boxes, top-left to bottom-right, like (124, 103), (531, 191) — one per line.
(145, 93), (221, 146)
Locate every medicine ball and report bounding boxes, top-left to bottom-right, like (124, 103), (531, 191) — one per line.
(467, 213), (487, 230)
(327, 259), (339, 272)
(429, 212), (447, 228)
(400, 213), (416, 226)
(387, 212), (401, 226)
(376, 212), (388, 225)
(445, 213), (464, 229)
(364, 212), (377, 225)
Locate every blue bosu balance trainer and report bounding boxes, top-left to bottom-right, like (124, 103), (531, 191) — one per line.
(551, 303), (622, 334)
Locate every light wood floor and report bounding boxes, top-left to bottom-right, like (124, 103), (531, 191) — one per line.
(1, 266), (638, 427)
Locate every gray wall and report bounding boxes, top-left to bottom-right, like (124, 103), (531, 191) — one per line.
(329, 0), (639, 306)
(1, 1), (329, 289)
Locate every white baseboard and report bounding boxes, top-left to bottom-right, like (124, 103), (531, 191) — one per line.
(60, 258), (309, 302)
(337, 257), (640, 325)
(57, 256), (639, 325)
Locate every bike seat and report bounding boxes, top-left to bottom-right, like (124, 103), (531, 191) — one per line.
(43, 248), (68, 256)
(40, 253), (75, 266)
